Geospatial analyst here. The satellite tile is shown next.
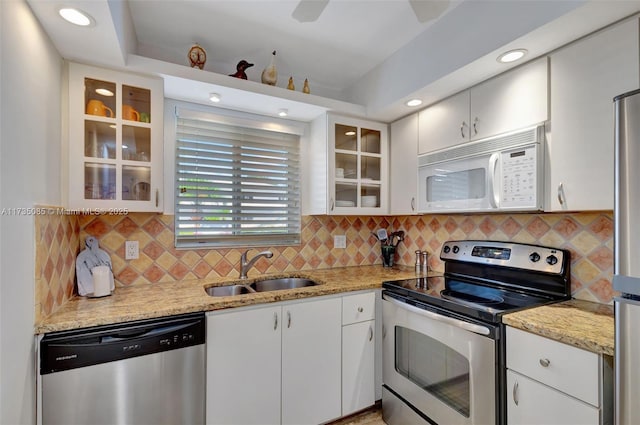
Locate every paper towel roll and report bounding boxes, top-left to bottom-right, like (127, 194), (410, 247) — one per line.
(92, 266), (111, 297)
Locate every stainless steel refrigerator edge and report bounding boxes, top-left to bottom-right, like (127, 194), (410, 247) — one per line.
(614, 88), (640, 425)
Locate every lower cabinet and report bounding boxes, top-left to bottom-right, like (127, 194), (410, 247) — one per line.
(206, 296), (343, 425)
(506, 326), (613, 425)
(342, 292), (376, 416)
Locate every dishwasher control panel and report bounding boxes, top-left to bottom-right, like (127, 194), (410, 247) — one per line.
(40, 312), (205, 374)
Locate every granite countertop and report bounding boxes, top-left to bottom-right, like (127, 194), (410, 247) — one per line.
(502, 299), (614, 356)
(36, 265), (425, 334)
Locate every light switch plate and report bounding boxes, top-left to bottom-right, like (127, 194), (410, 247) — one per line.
(125, 240), (139, 260)
(334, 235), (346, 249)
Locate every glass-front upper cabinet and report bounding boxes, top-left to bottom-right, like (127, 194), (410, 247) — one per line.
(67, 62), (163, 211)
(328, 115), (388, 214)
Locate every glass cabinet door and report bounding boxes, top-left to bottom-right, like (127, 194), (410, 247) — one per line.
(331, 119), (385, 211)
(69, 62), (162, 211)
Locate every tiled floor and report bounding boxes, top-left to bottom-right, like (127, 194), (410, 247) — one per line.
(330, 406), (384, 425)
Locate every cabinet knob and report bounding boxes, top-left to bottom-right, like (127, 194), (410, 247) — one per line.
(411, 197), (415, 211)
(287, 311), (292, 328)
(330, 198), (334, 211)
(513, 380), (519, 406)
(539, 358), (551, 367)
(460, 121), (467, 139)
(274, 312), (278, 331)
(473, 117), (479, 135)
(358, 307), (364, 313)
(155, 189), (159, 207)
(369, 326), (373, 342)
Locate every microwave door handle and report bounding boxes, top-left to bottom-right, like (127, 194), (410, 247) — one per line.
(383, 295), (490, 336)
(488, 152), (500, 208)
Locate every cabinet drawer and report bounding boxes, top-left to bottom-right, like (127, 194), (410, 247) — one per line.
(342, 292), (375, 325)
(507, 370), (600, 425)
(507, 327), (600, 406)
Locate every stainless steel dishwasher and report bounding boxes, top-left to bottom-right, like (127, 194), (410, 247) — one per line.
(38, 312), (205, 425)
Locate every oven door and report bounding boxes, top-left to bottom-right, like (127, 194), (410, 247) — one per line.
(382, 294), (497, 425)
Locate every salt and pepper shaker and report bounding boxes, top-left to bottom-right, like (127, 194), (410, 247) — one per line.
(415, 250), (429, 273)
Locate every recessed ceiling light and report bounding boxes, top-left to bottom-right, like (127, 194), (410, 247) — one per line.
(209, 93), (221, 103)
(345, 131), (356, 136)
(278, 108), (288, 117)
(58, 8), (93, 26)
(95, 88), (113, 97)
(406, 99), (423, 107)
(497, 49), (528, 63)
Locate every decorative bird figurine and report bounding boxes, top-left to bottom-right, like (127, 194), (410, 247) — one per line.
(261, 50), (278, 86)
(302, 78), (310, 94)
(188, 44), (207, 69)
(229, 60), (254, 79)
(287, 77), (295, 90)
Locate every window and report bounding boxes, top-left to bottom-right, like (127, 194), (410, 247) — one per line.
(175, 108), (301, 248)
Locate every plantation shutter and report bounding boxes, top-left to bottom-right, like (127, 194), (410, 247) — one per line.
(175, 111), (301, 248)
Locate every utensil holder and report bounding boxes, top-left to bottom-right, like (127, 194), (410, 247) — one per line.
(381, 245), (395, 267)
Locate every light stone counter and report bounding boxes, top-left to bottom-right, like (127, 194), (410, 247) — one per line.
(502, 299), (614, 356)
(36, 265), (426, 334)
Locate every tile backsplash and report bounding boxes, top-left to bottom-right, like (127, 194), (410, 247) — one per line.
(35, 211), (615, 321)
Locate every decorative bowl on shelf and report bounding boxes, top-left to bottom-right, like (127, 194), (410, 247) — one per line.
(362, 195), (377, 207)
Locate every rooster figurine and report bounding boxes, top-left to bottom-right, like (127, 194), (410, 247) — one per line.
(261, 51), (278, 86)
(229, 60), (254, 80)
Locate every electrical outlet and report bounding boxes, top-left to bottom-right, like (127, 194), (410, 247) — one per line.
(125, 240), (139, 260)
(334, 235), (346, 249)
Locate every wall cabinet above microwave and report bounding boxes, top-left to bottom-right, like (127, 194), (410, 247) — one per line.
(418, 57), (549, 155)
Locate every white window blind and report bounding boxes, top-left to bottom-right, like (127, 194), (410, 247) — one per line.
(175, 113), (301, 248)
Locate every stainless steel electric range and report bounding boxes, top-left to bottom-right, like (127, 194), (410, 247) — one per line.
(381, 240), (571, 425)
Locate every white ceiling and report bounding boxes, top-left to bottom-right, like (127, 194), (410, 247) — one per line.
(25, 0), (640, 122)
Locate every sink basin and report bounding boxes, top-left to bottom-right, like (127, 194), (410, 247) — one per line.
(205, 284), (255, 297)
(251, 277), (318, 292)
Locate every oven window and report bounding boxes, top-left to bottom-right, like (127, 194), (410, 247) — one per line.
(426, 167), (485, 202)
(395, 326), (470, 417)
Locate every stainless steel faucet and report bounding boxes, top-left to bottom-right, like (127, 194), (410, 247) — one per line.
(239, 249), (273, 279)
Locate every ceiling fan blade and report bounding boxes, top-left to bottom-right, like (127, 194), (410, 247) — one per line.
(292, 0), (330, 23)
(409, 0), (450, 23)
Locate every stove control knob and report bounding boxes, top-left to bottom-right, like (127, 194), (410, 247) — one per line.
(452, 246), (460, 254)
(546, 255), (558, 266)
(529, 252), (541, 262)
(443, 246), (451, 254)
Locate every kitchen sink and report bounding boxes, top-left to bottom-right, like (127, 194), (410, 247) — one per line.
(205, 284), (255, 297)
(205, 277), (319, 297)
(251, 277), (318, 292)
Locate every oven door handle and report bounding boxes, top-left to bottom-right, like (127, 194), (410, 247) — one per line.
(383, 295), (491, 336)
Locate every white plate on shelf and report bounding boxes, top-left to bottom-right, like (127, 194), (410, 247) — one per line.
(336, 200), (355, 207)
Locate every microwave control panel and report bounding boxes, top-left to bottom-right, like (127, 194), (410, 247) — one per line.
(500, 144), (538, 208)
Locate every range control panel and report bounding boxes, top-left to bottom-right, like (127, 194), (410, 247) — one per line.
(440, 240), (566, 274)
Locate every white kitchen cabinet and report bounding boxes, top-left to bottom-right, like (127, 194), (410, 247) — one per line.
(506, 327), (613, 425)
(206, 305), (281, 425)
(342, 292), (376, 416)
(418, 91), (470, 154)
(282, 297), (342, 425)
(303, 113), (388, 215)
(66, 62), (164, 211)
(417, 57), (548, 155)
(390, 114), (419, 214)
(206, 296), (342, 425)
(547, 17), (639, 211)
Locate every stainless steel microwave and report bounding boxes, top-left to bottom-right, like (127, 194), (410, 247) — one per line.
(417, 125), (545, 213)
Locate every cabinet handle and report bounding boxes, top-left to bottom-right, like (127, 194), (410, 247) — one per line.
(473, 117), (479, 135)
(274, 312), (278, 331)
(382, 324), (386, 339)
(369, 326), (373, 342)
(557, 183), (564, 205)
(155, 189), (159, 207)
(460, 121), (466, 138)
(287, 311), (291, 328)
(358, 307), (364, 313)
(539, 358), (551, 367)
(411, 197), (415, 211)
(513, 380), (519, 406)
(330, 197), (335, 211)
